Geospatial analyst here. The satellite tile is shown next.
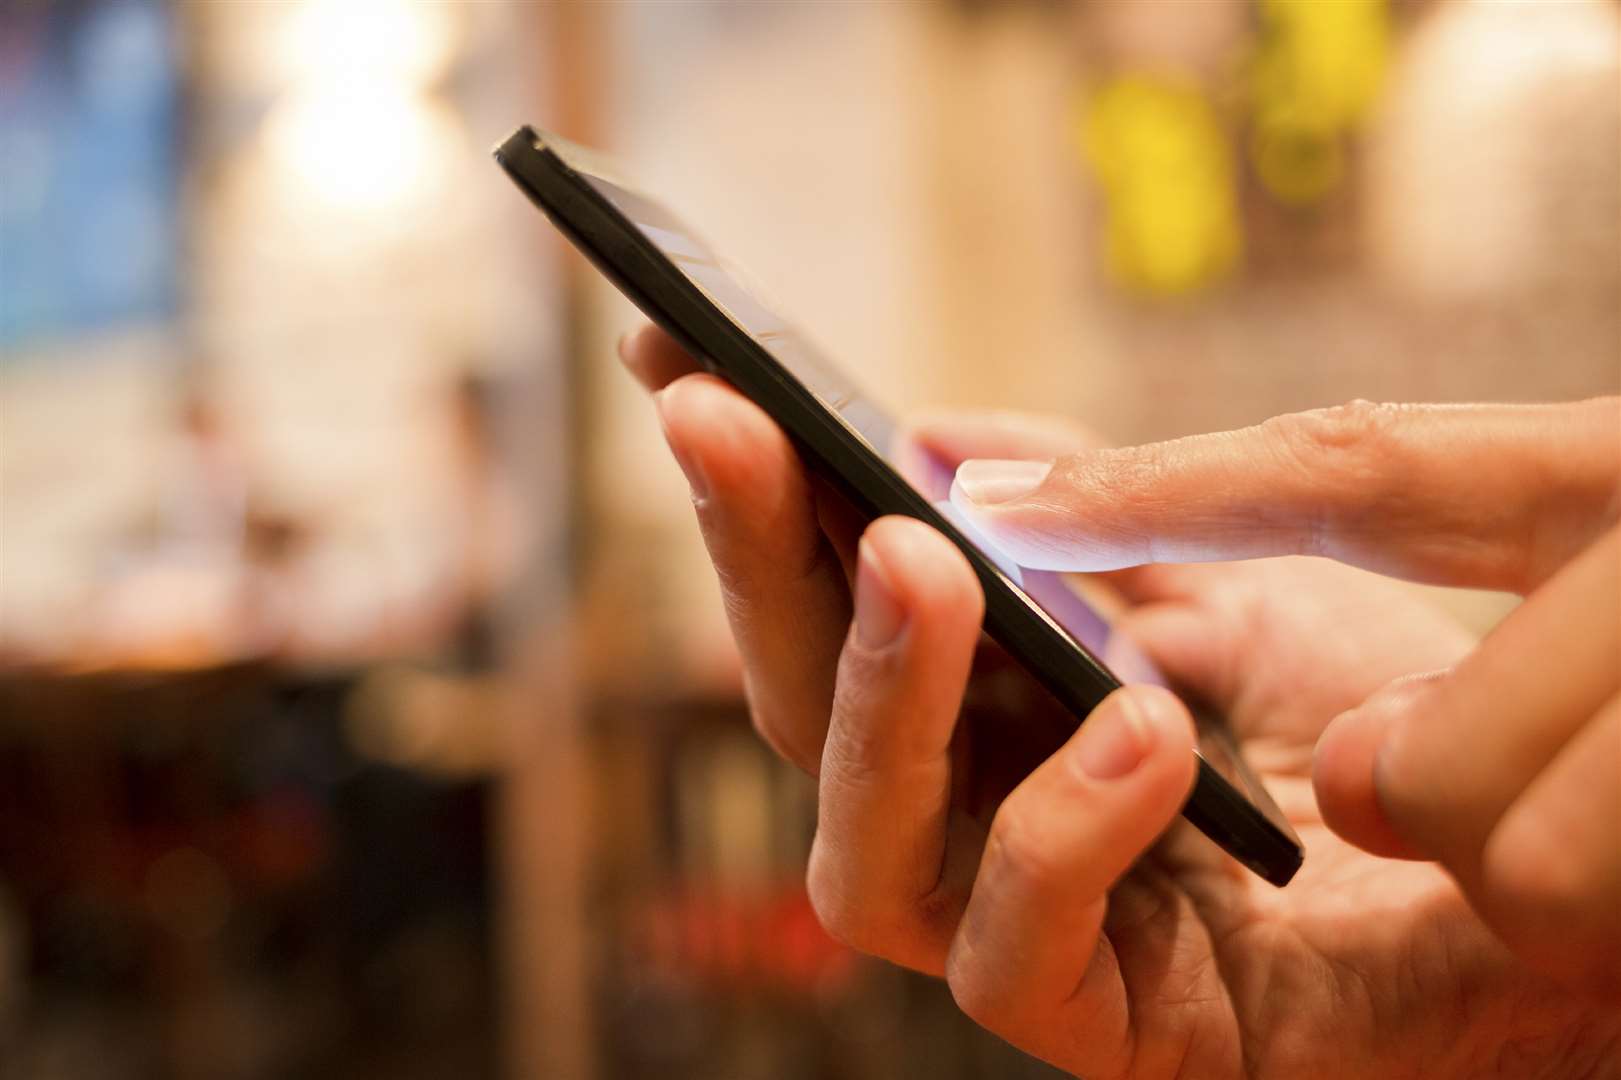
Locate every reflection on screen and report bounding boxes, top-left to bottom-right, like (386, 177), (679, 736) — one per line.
(580, 170), (1175, 687)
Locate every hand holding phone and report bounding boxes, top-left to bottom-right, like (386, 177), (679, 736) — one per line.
(499, 126), (1621, 1075)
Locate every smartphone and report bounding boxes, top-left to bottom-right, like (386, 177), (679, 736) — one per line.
(496, 125), (1303, 887)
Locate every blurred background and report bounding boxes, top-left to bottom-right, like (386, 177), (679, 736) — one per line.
(0, 1), (1616, 1077)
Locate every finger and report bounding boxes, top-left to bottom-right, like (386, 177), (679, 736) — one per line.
(1109, 603), (1247, 719)
(897, 409), (1204, 602)
(1123, 556), (1478, 766)
(619, 323), (702, 392)
(950, 398), (1621, 593)
(944, 686), (1200, 1073)
(1482, 694), (1621, 995)
(656, 373), (852, 773)
(807, 516), (984, 974)
(888, 409), (1100, 504)
(624, 321), (867, 584)
(1312, 672), (1436, 860)
(1315, 528), (1619, 881)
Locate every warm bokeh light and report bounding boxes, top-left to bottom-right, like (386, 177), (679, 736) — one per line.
(259, 89), (461, 216)
(253, 0), (465, 220)
(272, 0), (459, 92)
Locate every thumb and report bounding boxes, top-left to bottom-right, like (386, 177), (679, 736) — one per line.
(944, 684), (1198, 1067)
(1312, 672), (1441, 861)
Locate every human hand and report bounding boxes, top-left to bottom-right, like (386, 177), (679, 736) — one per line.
(620, 325), (1618, 1077)
(949, 398), (1621, 996)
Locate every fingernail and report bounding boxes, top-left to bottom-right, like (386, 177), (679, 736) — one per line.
(1073, 689), (1156, 780)
(953, 459), (1051, 506)
(855, 538), (907, 648)
(654, 389), (709, 500)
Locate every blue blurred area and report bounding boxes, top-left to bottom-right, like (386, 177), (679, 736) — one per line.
(0, 0), (179, 354)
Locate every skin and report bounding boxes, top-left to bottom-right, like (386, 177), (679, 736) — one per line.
(620, 325), (1621, 1079)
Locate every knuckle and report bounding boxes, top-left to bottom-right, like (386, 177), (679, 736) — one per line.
(984, 800), (1065, 898)
(1271, 399), (1403, 459)
(911, 879), (970, 945)
(945, 949), (1009, 1030)
(1262, 401), (1407, 546)
(805, 845), (873, 951)
(743, 694), (823, 776)
(806, 842), (948, 962)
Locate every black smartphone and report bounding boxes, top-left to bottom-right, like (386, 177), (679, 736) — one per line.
(496, 125), (1303, 887)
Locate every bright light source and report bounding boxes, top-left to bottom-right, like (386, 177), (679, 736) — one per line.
(255, 0), (465, 222)
(275, 0), (458, 91)
(260, 88), (460, 216)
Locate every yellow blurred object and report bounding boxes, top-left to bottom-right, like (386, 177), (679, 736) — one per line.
(1250, 0), (1390, 205)
(1249, 102), (1345, 206)
(1081, 76), (1241, 295)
